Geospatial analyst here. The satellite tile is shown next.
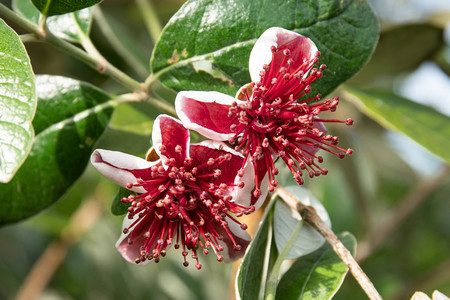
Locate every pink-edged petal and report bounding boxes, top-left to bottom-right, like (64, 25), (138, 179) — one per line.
(153, 115), (190, 164)
(217, 216), (251, 261)
(190, 141), (244, 187)
(307, 121), (327, 157)
(116, 214), (151, 266)
(90, 149), (156, 193)
(175, 91), (242, 141)
(235, 159), (269, 209)
(249, 27), (318, 83)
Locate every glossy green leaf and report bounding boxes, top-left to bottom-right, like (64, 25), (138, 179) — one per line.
(276, 232), (356, 300)
(111, 187), (133, 216)
(0, 75), (114, 225)
(31, 0), (101, 17)
(13, 0), (93, 43)
(236, 198), (276, 300)
(345, 86), (450, 163)
(273, 186), (331, 259)
(151, 0), (378, 97)
(0, 20), (36, 183)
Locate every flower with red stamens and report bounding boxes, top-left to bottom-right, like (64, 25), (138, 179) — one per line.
(175, 27), (353, 195)
(90, 115), (257, 269)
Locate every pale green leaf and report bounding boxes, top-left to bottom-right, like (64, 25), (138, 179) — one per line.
(0, 19), (36, 183)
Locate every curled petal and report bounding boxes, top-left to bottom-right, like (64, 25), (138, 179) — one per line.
(90, 149), (155, 193)
(234, 158), (269, 209)
(217, 216), (251, 261)
(175, 91), (242, 141)
(153, 115), (190, 164)
(249, 27), (318, 83)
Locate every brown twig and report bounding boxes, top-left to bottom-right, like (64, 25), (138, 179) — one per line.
(276, 186), (383, 300)
(15, 191), (104, 300)
(356, 166), (450, 262)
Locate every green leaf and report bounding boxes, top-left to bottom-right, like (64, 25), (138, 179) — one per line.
(0, 19), (36, 183)
(276, 232), (356, 300)
(0, 75), (114, 225)
(31, 0), (102, 17)
(236, 197), (276, 300)
(151, 0), (378, 97)
(111, 187), (133, 216)
(13, 0), (93, 43)
(345, 86), (450, 163)
(273, 186), (331, 259)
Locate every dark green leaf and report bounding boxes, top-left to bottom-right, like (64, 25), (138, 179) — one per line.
(151, 0), (378, 97)
(0, 75), (114, 225)
(31, 0), (101, 17)
(13, 0), (93, 43)
(276, 232), (356, 300)
(236, 198), (275, 300)
(0, 20), (36, 183)
(111, 187), (133, 215)
(345, 86), (450, 163)
(351, 24), (444, 87)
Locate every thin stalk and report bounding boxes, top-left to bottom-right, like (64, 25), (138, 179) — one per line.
(147, 95), (177, 116)
(77, 29), (144, 92)
(136, 0), (162, 44)
(276, 186), (383, 300)
(0, 4), (143, 93)
(38, 14), (47, 36)
(265, 219), (304, 300)
(93, 7), (149, 78)
(20, 33), (38, 43)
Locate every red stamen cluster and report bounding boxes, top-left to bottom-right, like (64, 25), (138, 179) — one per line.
(229, 47), (353, 195)
(120, 146), (254, 269)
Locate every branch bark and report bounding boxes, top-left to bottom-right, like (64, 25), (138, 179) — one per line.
(276, 186), (383, 300)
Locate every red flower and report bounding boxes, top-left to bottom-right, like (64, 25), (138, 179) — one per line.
(176, 27), (352, 196)
(90, 115), (256, 269)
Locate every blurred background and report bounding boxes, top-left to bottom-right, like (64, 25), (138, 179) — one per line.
(0, 0), (449, 299)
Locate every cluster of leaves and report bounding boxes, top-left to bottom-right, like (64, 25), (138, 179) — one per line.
(0, 0), (449, 299)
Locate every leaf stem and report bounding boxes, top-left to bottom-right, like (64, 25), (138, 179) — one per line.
(276, 186), (383, 300)
(265, 216), (304, 300)
(0, 4), (143, 93)
(135, 0), (162, 44)
(93, 7), (149, 78)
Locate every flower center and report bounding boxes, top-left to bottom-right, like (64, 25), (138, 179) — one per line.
(228, 47), (353, 192)
(120, 147), (253, 269)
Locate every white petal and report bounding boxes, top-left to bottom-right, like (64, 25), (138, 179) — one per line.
(249, 27), (318, 82)
(90, 149), (155, 193)
(219, 216), (251, 261)
(175, 91), (243, 141)
(152, 114), (190, 162)
(115, 214), (151, 266)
